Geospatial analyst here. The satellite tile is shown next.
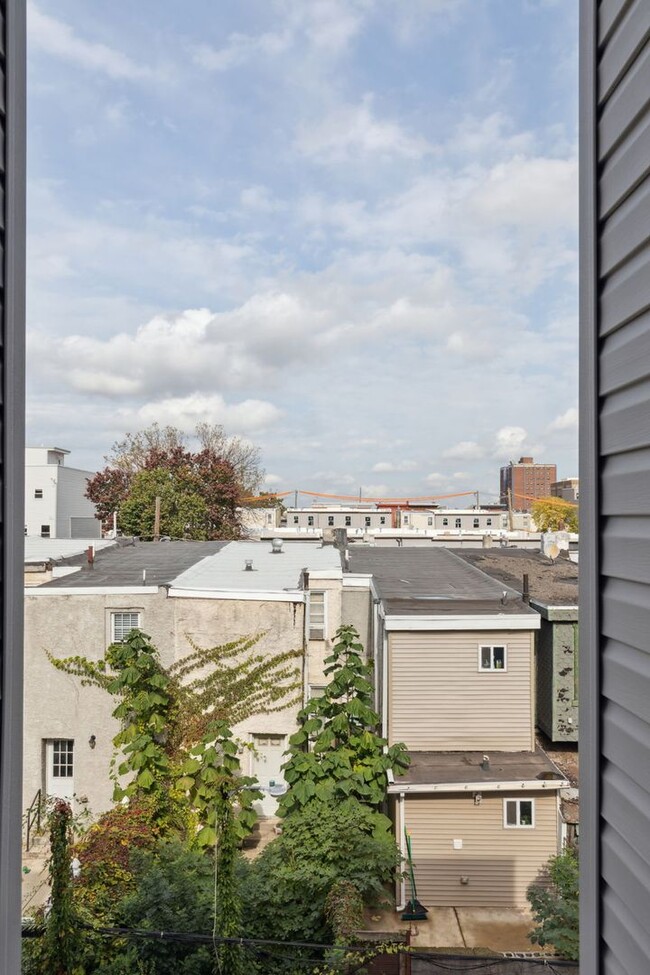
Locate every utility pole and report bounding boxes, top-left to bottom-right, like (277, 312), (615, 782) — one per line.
(507, 488), (514, 531)
(294, 489), (298, 509)
(475, 490), (480, 509)
(153, 495), (161, 541)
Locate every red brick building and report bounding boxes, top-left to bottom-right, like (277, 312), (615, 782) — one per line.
(500, 456), (557, 512)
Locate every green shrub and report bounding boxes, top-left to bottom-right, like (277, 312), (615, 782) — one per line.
(528, 845), (579, 961)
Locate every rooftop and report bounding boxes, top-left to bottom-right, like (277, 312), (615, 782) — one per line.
(455, 548), (579, 606)
(171, 540), (343, 591)
(24, 538), (116, 564)
(37, 539), (227, 589)
(393, 749), (567, 787)
(347, 547), (537, 617)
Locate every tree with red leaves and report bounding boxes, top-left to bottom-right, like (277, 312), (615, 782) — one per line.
(86, 423), (263, 539)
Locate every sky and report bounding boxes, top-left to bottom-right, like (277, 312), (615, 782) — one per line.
(26, 0), (579, 504)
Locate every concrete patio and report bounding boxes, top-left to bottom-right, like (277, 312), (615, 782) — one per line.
(363, 905), (541, 953)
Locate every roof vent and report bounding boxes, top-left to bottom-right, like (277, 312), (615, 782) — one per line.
(480, 755), (490, 771)
(244, 559), (254, 571)
(271, 538), (284, 554)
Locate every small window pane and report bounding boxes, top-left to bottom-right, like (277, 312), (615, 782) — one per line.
(328, 516), (334, 526)
(41, 525), (51, 537)
(345, 516), (351, 526)
(455, 518), (462, 528)
(293, 515), (299, 524)
(113, 612), (141, 642)
(519, 801), (533, 826)
(480, 647), (492, 669)
(34, 488), (43, 499)
(52, 740), (73, 777)
(493, 647), (505, 669)
(505, 801), (517, 826)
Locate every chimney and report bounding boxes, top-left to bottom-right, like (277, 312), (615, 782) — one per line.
(86, 545), (94, 568)
(522, 573), (530, 603)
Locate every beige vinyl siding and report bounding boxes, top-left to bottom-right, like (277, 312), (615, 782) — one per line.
(389, 630), (535, 750)
(404, 791), (559, 907)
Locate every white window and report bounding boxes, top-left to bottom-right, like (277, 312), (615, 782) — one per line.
(455, 518), (462, 528)
(487, 518), (492, 526)
(403, 514), (409, 524)
(328, 515), (334, 526)
(380, 516), (386, 525)
(293, 515), (299, 524)
(112, 611), (141, 642)
(51, 739), (74, 778)
(442, 517), (448, 527)
(427, 516), (433, 525)
(308, 591), (326, 640)
(308, 515), (314, 526)
(41, 524), (51, 538)
(504, 798), (535, 828)
(308, 684), (326, 700)
(365, 516), (371, 527)
(345, 516), (351, 526)
(34, 488), (43, 499)
(473, 518), (480, 528)
(478, 645), (507, 671)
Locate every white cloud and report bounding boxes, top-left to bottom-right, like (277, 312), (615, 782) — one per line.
(134, 394), (282, 434)
(549, 407), (578, 431)
(492, 426), (529, 459)
(372, 460), (419, 472)
(192, 30), (291, 71)
(452, 471), (469, 480)
(425, 472), (447, 485)
(263, 473), (284, 486)
(296, 95), (430, 163)
(361, 483), (390, 497)
(443, 441), (485, 460)
(28, 4), (154, 80)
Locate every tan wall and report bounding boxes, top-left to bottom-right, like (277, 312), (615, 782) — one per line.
(388, 630), (535, 751)
(404, 791), (559, 907)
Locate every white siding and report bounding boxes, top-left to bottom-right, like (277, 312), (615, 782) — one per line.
(389, 630), (535, 751)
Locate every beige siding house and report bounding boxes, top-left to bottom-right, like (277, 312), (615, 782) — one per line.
(347, 547), (567, 909)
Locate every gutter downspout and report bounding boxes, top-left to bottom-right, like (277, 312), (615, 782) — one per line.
(381, 617), (388, 740)
(301, 569), (309, 705)
(396, 792), (407, 911)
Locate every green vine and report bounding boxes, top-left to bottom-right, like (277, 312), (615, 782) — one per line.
(43, 800), (82, 975)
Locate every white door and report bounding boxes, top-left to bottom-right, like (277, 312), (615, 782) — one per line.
(251, 734), (287, 817)
(45, 739), (75, 803)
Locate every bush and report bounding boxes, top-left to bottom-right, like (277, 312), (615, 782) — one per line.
(528, 846), (579, 961)
(241, 798), (400, 960)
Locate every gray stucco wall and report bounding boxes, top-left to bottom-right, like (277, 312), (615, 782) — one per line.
(532, 603), (579, 743)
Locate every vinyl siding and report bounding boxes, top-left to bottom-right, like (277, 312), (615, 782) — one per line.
(388, 630), (535, 751)
(581, 1), (650, 970)
(404, 791), (559, 907)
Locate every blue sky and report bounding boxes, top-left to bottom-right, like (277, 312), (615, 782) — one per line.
(26, 0), (579, 502)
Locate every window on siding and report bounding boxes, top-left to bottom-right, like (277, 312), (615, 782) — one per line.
(478, 645), (507, 671)
(328, 516), (334, 526)
(345, 516), (351, 526)
(442, 518), (448, 526)
(487, 518), (492, 526)
(308, 591), (326, 640)
(380, 516), (386, 525)
(473, 518), (480, 528)
(365, 516), (371, 527)
(40, 525), (50, 538)
(112, 611), (141, 642)
(34, 488), (43, 499)
(455, 518), (462, 528)
(308, 515), (314, 526)
(504, 798), (534, 828)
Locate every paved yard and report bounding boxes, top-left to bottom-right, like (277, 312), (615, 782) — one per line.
(363, 905), (539, 953)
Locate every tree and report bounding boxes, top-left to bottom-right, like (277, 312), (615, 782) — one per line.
(85, 422), (264, 537)
(278, 624), (410, 817)
(527, 846), (579, 961)
(532, 497), (579, 533)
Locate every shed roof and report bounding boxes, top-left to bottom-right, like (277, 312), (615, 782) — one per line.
(394, 749), (566, 787)
(455, 548), (579, 606)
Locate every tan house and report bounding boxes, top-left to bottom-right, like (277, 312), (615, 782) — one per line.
(23, 538), (344, 823)
(347, 547), (568, 909)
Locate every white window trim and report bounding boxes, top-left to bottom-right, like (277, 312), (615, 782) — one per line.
(478, 644), (508, 672)
(308, 590), (327, 641)
(503, 798), (535, 829)
(110, 610), (142, 643)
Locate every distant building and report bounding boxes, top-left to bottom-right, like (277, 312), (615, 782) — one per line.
(500, 456), (557, 512)
(551, 478), (579, 503)
(25, 447), (100, 539)
(284, 505), (391, 532)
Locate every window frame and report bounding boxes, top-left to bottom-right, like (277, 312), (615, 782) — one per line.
(308, 590), (326, 641)
(455, 517), (462, 528)
(51, 739), (74, 779)
(40, 524), (50, 537)
(34, 488), (43, 499)
(478, 644), (507, 672)
(503, 798), (535, 829)
(111, 610), (142, 643)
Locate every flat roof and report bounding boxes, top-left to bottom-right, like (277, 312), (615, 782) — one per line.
(455, 548), (579, 607)
(347, 547), (537, 617)
(394, 749), (566, 787)
(24, 538), (117, 564)
(36, 540), (227, 589)
(171, 540), (343, 591)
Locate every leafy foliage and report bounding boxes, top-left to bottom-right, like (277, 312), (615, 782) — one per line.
(532, 497), (579, 533)
(241, 798), (400, 959)
(85, 422), (263, 538)
(278, 624), (409, 816)
(527, 846), (579, 961)
(42, 800), (82, 975)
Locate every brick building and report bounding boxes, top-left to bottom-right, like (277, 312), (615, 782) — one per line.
(500, 456), (557, 512)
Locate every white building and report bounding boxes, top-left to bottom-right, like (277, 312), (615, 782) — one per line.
(25, 447), (100, 539)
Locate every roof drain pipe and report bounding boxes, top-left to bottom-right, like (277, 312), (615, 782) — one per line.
(396, 791), (407, 912)
(522, 573), (530, 604)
